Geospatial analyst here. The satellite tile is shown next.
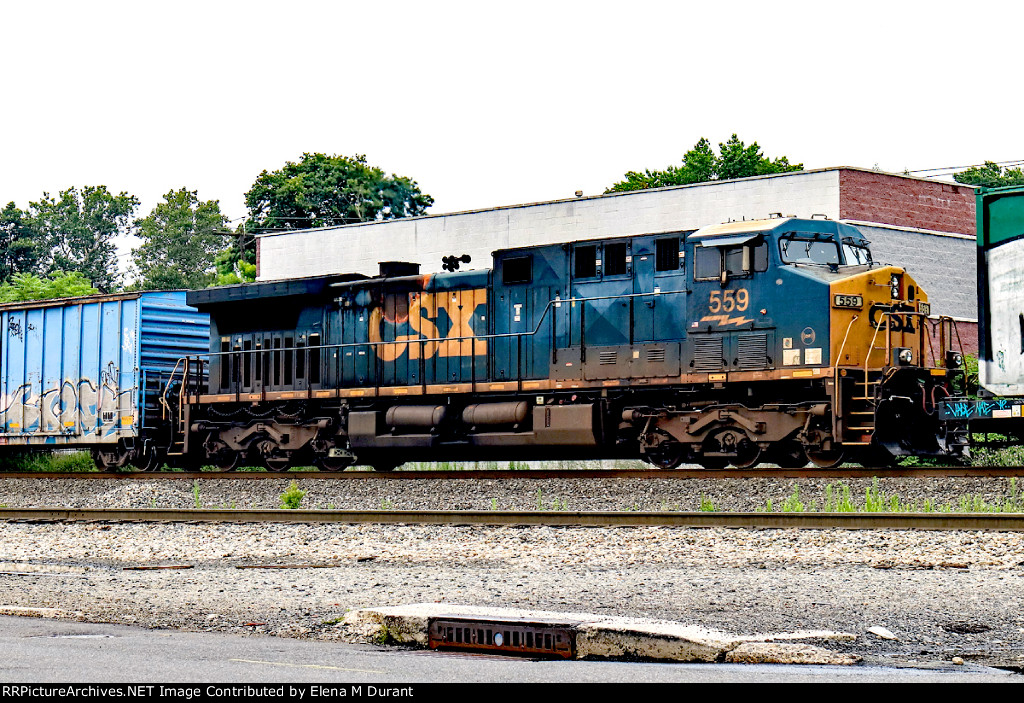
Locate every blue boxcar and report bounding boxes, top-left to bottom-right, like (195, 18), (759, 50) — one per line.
(0, 292), (208, 457)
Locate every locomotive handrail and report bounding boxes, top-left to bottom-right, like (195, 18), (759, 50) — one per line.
(159, 357), (186, 421)
(172, 288), (696, 400)
(864, 309), (936, 375)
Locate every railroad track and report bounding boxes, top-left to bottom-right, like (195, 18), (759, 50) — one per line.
(1, 466), (1023, 480)
(1, 507), (1023, 530)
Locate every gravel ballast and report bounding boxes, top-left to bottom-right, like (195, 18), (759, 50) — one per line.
(1, 474), (1023, 670)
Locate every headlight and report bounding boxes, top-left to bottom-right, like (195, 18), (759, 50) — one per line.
(898, 348), (913, 365)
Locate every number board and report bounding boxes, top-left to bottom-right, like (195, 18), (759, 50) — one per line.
(833, 294), (863, 309)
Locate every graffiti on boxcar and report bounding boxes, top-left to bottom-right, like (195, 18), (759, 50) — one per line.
(0, 374), (135, 438)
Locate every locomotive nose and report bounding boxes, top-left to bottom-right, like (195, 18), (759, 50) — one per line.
(828, 266), (930, 369)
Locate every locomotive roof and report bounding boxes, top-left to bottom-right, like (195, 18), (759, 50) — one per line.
(492, 217), (868, 258)
(186, 272), (368, 308)
(690, 217), (868, 242)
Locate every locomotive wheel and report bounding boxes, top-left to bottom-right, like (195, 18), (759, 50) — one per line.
(731, 439), (762, 469)
(212, 451), (242, 471)
(806, 449), (845, 469)
(700, 428), (758, 469)
(767, 441), (808, 468)
(132, 448), (164, 472)
(644, 442), (687, 470)
(315, 455), (354, 472)
(263, 452), (292, 472)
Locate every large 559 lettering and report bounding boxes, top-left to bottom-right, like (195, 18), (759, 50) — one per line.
(708, 288), (750, 313)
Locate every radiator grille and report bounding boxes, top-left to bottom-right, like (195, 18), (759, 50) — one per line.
(693, 337), (724, 372)
(737, 333), (769, 370)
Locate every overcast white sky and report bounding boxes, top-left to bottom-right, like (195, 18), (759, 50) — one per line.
(2, 0), (1020, 268)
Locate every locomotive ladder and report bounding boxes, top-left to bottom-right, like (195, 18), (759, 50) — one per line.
(161, 357), (194, 457)
(833, 314), (894, 447)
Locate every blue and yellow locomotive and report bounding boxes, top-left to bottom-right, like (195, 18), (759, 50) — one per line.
(170, 216), (966, 470)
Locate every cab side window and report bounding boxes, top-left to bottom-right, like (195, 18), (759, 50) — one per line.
(694, 246), (721, 279)
(695, 241), (768, 280)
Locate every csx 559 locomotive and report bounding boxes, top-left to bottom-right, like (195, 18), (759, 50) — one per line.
(145, 215), (965, 471)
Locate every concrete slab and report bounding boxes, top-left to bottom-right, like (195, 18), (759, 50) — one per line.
(726, 642), (862, 665)
(341, 603), (860, 665)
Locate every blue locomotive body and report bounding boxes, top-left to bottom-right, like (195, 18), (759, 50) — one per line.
(179, 217), (961, 471)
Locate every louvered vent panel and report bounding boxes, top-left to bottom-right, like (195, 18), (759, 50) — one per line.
(599, 351), (617, 365)
(737, 333), (768, 370)
(646, 348), (666, 363)
(693, 337), (724, 372)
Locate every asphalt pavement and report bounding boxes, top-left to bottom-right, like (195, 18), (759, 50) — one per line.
(0, 615), (1015, 685)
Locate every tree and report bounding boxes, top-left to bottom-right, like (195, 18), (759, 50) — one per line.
(27, 186), (139, 292)
(607, 135), (802, 193)
(0, 271), (97, 303)
(244, 152), (434, 232)
(133, 188), (229, 289)
(213, 233), (257, 286)
(953, 161), (1024, 188)
(0, 202), (40, 282)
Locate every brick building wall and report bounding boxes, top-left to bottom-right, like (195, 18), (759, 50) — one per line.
(839, 169), (975, 235)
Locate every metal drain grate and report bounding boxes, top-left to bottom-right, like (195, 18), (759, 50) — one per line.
(428, 617), (575, 659)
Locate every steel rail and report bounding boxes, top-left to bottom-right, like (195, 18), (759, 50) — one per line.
(2, 507), (1024, 531)
(1, 466), (1024, 480)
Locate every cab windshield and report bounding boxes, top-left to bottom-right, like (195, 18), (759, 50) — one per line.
(779, 233), (872, 266)
(841, 242), (872, 265)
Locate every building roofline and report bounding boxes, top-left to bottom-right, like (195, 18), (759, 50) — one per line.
(256, 167), (977, 239)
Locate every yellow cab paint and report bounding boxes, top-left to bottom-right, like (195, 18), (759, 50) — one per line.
(829, 266), (930, 370)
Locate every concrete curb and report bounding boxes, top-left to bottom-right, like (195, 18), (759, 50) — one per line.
(342, 604), (861, 665)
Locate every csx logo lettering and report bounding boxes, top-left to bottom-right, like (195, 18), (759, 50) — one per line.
(368, 289), (487, 362)
(869, 303), (916, 332)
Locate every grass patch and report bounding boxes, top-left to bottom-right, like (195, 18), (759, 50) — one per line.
(737, 476), (1024, 514)
(279, 480), (307, 509)
(0, 451), (96, 472)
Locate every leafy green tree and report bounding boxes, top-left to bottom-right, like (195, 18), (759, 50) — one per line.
(133, 188), (229, 289)
(213, 234), (257, 286)
(27, 186), (139, 292)
(244, 152), (434, 232)
(953, 161), (1024, 188)
(607, 135), (802, 193)
(0, 271), (98, 303)
(0, 202), (41, 282)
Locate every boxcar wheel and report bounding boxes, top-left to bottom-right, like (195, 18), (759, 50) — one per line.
(92, 448), (131, 471)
